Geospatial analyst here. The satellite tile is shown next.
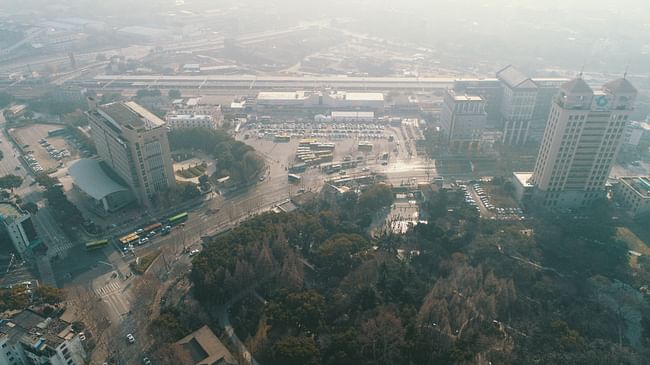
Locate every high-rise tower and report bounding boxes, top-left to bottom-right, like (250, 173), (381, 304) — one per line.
(87, 100), (176, 206)
(529, 77), (637, 209)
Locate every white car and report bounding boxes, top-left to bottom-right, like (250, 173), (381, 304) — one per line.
(126, 333), (135, 344)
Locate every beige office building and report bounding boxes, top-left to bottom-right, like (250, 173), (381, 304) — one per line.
(529, 77), (637, 209)
(87, 100), (176, 206)
(439, 89), (487, 152)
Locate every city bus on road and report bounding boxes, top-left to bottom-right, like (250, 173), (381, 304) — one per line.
(85, 239), (108, 250)
(143, 222), (162, 233)
(167, 212), (189, 226)
(119, 233), (139, 245)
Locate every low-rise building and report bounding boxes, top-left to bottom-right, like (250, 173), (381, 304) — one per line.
(173, 325), (236, 365)
(331, 111), (375, 123)
(0, 203), (40, 259)
(511, 172), (534, 204)
(166, 97), (223, 129)
(68, 159), (133, 214)
(0, 309), (87, 365)
(615, 176), (650, 217)
(166, 114), (218, 130)
(256, 90), (384, 113)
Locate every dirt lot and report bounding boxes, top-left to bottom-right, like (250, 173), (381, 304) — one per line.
(10, 124), (81, 171)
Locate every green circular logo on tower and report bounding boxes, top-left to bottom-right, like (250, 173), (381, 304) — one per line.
(595, 95), (609, 108)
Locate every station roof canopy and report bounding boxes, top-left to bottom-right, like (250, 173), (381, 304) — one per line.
(68, 159), (130, 201)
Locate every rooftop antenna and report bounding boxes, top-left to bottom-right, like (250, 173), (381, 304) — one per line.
(578, 64), (585, 79)
(623, 63), (630, 79)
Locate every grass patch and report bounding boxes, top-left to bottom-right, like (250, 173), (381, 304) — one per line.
(617, 227), (650, 255)
(130, 251), (160, 275)
(175, 162), (207, 178)
(616, 227), (649, 269)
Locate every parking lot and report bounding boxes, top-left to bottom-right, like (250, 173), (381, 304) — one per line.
(241, 127), (398, 166)
(10, 124), (90, 173)
(462, 181), (525, 221)
(243, 121), (392, 141)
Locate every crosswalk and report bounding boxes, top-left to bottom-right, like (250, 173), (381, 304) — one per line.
(47, 241), (74, 259)
(95, 280), (133, 319)
(94, 281), (121, 297)
(101, 291), (132, 318)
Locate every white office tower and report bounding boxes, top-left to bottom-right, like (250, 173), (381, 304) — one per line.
(529, 77), (637, 209)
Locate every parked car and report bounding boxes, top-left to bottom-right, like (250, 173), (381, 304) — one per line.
(126, 333), (135, 344)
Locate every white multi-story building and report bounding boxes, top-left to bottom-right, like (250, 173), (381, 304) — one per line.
(0, 203), (39, 259)
(166, 114), (218, 130)
(0, 310), (87, 365)
(439, 89), (487, 152)
(256, 90), (385, 113)
(497, 65), (538, 145)
(87, 99), (176, 207)
(529, 77), (637, 209)
(167, 97), (223, 129)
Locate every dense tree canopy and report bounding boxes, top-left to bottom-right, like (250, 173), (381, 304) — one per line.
(0, 174), (23, 191)
(169, 128), (264, 184)
(0, 91), (14, 108)
(186, 187), (649, 364)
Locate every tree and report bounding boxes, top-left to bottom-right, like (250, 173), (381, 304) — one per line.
(358, 184), (394, 213)
(360, 307), (406, 365)
(168, 89), (181, 99)
(0, 174), (23, 192)
(271, 336), (320, 365)
(20, 202), (38, 214)
(0, 91), (13, 108)
(266, 290), (325, 333)
(316, 233), (369, 279)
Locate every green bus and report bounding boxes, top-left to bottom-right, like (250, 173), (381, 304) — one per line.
(167, 212), (189, 225)
(86, 239), (108, 250)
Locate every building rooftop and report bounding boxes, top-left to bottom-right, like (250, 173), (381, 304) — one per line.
(603, 78), (637, 94)
(0, 309), (76, 355)
(0, 202), (23, 221)
(496, 65), (538, 90)
(333, 92), (384, 101)
(331, 111), (375, 117)
(98, 101), (165, 131)
(68, 159), (130, 201)
(174, 325), (236, 365)
(620, 176), (650, 198)
(257, 91), (306, 101)
(561, 78), (593, 94)
(513, 172), (534, 187)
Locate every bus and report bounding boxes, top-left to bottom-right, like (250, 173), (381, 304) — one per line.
(298, 138), (317, 147)
(358, 142), (373, 152)
(47, 128), (66, 137)
(274, 134), (290, 142)
(86, 239), (108, 250)
(167, 212), (189, 225)
(288, 174), (302, 183)
(143, 222), (162, 233)
(288, 163), (307, 173)
(119, 233), (139, 245)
